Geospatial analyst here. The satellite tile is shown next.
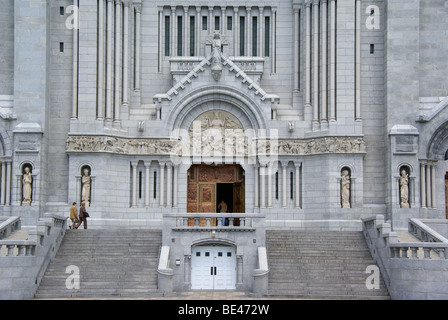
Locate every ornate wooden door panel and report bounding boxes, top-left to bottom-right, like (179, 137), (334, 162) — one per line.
(187, 164), (245, 220)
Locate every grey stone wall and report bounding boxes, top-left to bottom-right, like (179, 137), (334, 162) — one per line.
(419, 0), (448, 98)
(0, 0), (14, 96)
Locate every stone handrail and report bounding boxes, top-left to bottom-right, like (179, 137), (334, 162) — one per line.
(253, 247), (269, 277)
(389, 242), (448, 259)
(1, 240), (36, 257)
(0, 216), (21, 240)
(0, 213), (67, 299)
(157, 246), (174, 276)
(408, 218), (448, 243)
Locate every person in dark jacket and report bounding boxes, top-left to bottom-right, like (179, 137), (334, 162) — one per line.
(75, 202), (88, 229)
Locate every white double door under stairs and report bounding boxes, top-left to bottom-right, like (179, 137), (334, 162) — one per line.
(191, 246), (237, 290)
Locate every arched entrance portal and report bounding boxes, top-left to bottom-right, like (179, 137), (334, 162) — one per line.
(187, 164), (245, 215)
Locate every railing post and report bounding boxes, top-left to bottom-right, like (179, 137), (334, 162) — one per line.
(410, 247), (418, 259)
(423, 247), (431, 259)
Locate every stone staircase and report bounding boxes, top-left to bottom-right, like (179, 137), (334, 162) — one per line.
(35, 229), (163, 299)
(266, 230), (390, 299)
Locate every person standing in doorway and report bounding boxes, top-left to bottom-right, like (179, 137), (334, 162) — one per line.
(69, 202), (78, 229)
(218, 200), (228, 226)
(75, 202), (88, 229)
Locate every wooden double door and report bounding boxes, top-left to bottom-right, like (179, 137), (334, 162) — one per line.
(187, 164), (245, 217)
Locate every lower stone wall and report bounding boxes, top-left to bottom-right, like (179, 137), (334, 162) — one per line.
(389, 259), (448, 299)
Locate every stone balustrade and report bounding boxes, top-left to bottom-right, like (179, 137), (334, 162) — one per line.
(362, 215), (448, 299)
(390, 243), (448, 260)
(408, 218), (448, 243)
(173, 213), (258, 231)
(1, 240), (36, 257)
(0, 213), (67, 299)
(0, 216), (21, 240)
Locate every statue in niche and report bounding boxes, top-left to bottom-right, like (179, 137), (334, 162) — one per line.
(341, 169), (351, 208)
(81, 167), (91, 207)
(22, 166), (32, 206)
(208, 33), (227, 81)
(399, 169), (410, 208)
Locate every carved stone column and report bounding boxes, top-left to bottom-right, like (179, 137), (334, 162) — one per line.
(295, 162), (301, 208)
(355, 0), (361, 120)
(281, 162), (287, 208)
(247, 7), (252, 56)
(329, 0), (336, 121)
(321, 0), (328, 122)
(293, 6), (300, 93)
(259, 7), (264, 57)
(122, 0), (130, 105)
(312, 0), (320, 124)
(72, 0), (79, 119)
(106, 0), (113, 121)
(208, 6), (213, 34)
(184, 7), (188, 56)
(267, 162), (273, 208)
(131, 161), (138, 207)
(97, 0), (105, 119)
(196, 7), (201, 56)
(305, 0), (312, 108)
(254, 163), (259, 208)
(144, 161), (151, 207)
(171, 7), (176, 56)
(431, 163), (436, 208)
(159, 162), (166, 207)
(166, 162), (172, 207)
(1, 162), (5, 205)
(260, 161), (266, 208)
(420, 163), (426, 208)
(134, 3), (142, 90)
(233, 7), (238, 56)
(114, 0), (122, 124)
(426, 164), (431, 208)
(173, 164), (178, 207)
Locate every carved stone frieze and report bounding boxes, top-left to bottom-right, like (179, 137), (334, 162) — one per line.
(66, 135), (366, 156)
(66, 135), (178, 156)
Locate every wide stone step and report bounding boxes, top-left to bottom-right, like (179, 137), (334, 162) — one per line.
(35, 229), (162, 299)
(265, 230), (390, 299)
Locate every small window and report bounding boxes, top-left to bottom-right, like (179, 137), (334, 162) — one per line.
(59, 42), (64, 53)
(164, 16), (170, 56)
(202, 16), (208, 30)
(205, 252), (210, 257)
(227, 252), (232, 257)
(153, 171), (157, 198)
(196, 252), (201, 257)
(138, 171), (142, 199)
(227, 16), (232, 30)
(370, 44), (374, 54)
(275, 172), (279, 199)
(290, 172), (294, 199)
(215, 16), (220, 31)
(218, 252), (223, 257)
(60, 7), (65, 16)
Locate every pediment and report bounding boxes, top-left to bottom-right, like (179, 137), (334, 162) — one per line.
(153, 34), (279, 105)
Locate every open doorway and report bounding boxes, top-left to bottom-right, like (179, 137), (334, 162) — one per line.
(217, 183), (234, 213)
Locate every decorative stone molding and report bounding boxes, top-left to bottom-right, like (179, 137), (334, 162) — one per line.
(66, 135), (366, 156)
(278, 136), (366, 156)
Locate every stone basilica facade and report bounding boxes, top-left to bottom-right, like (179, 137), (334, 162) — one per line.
(1, 0), (448, 294)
